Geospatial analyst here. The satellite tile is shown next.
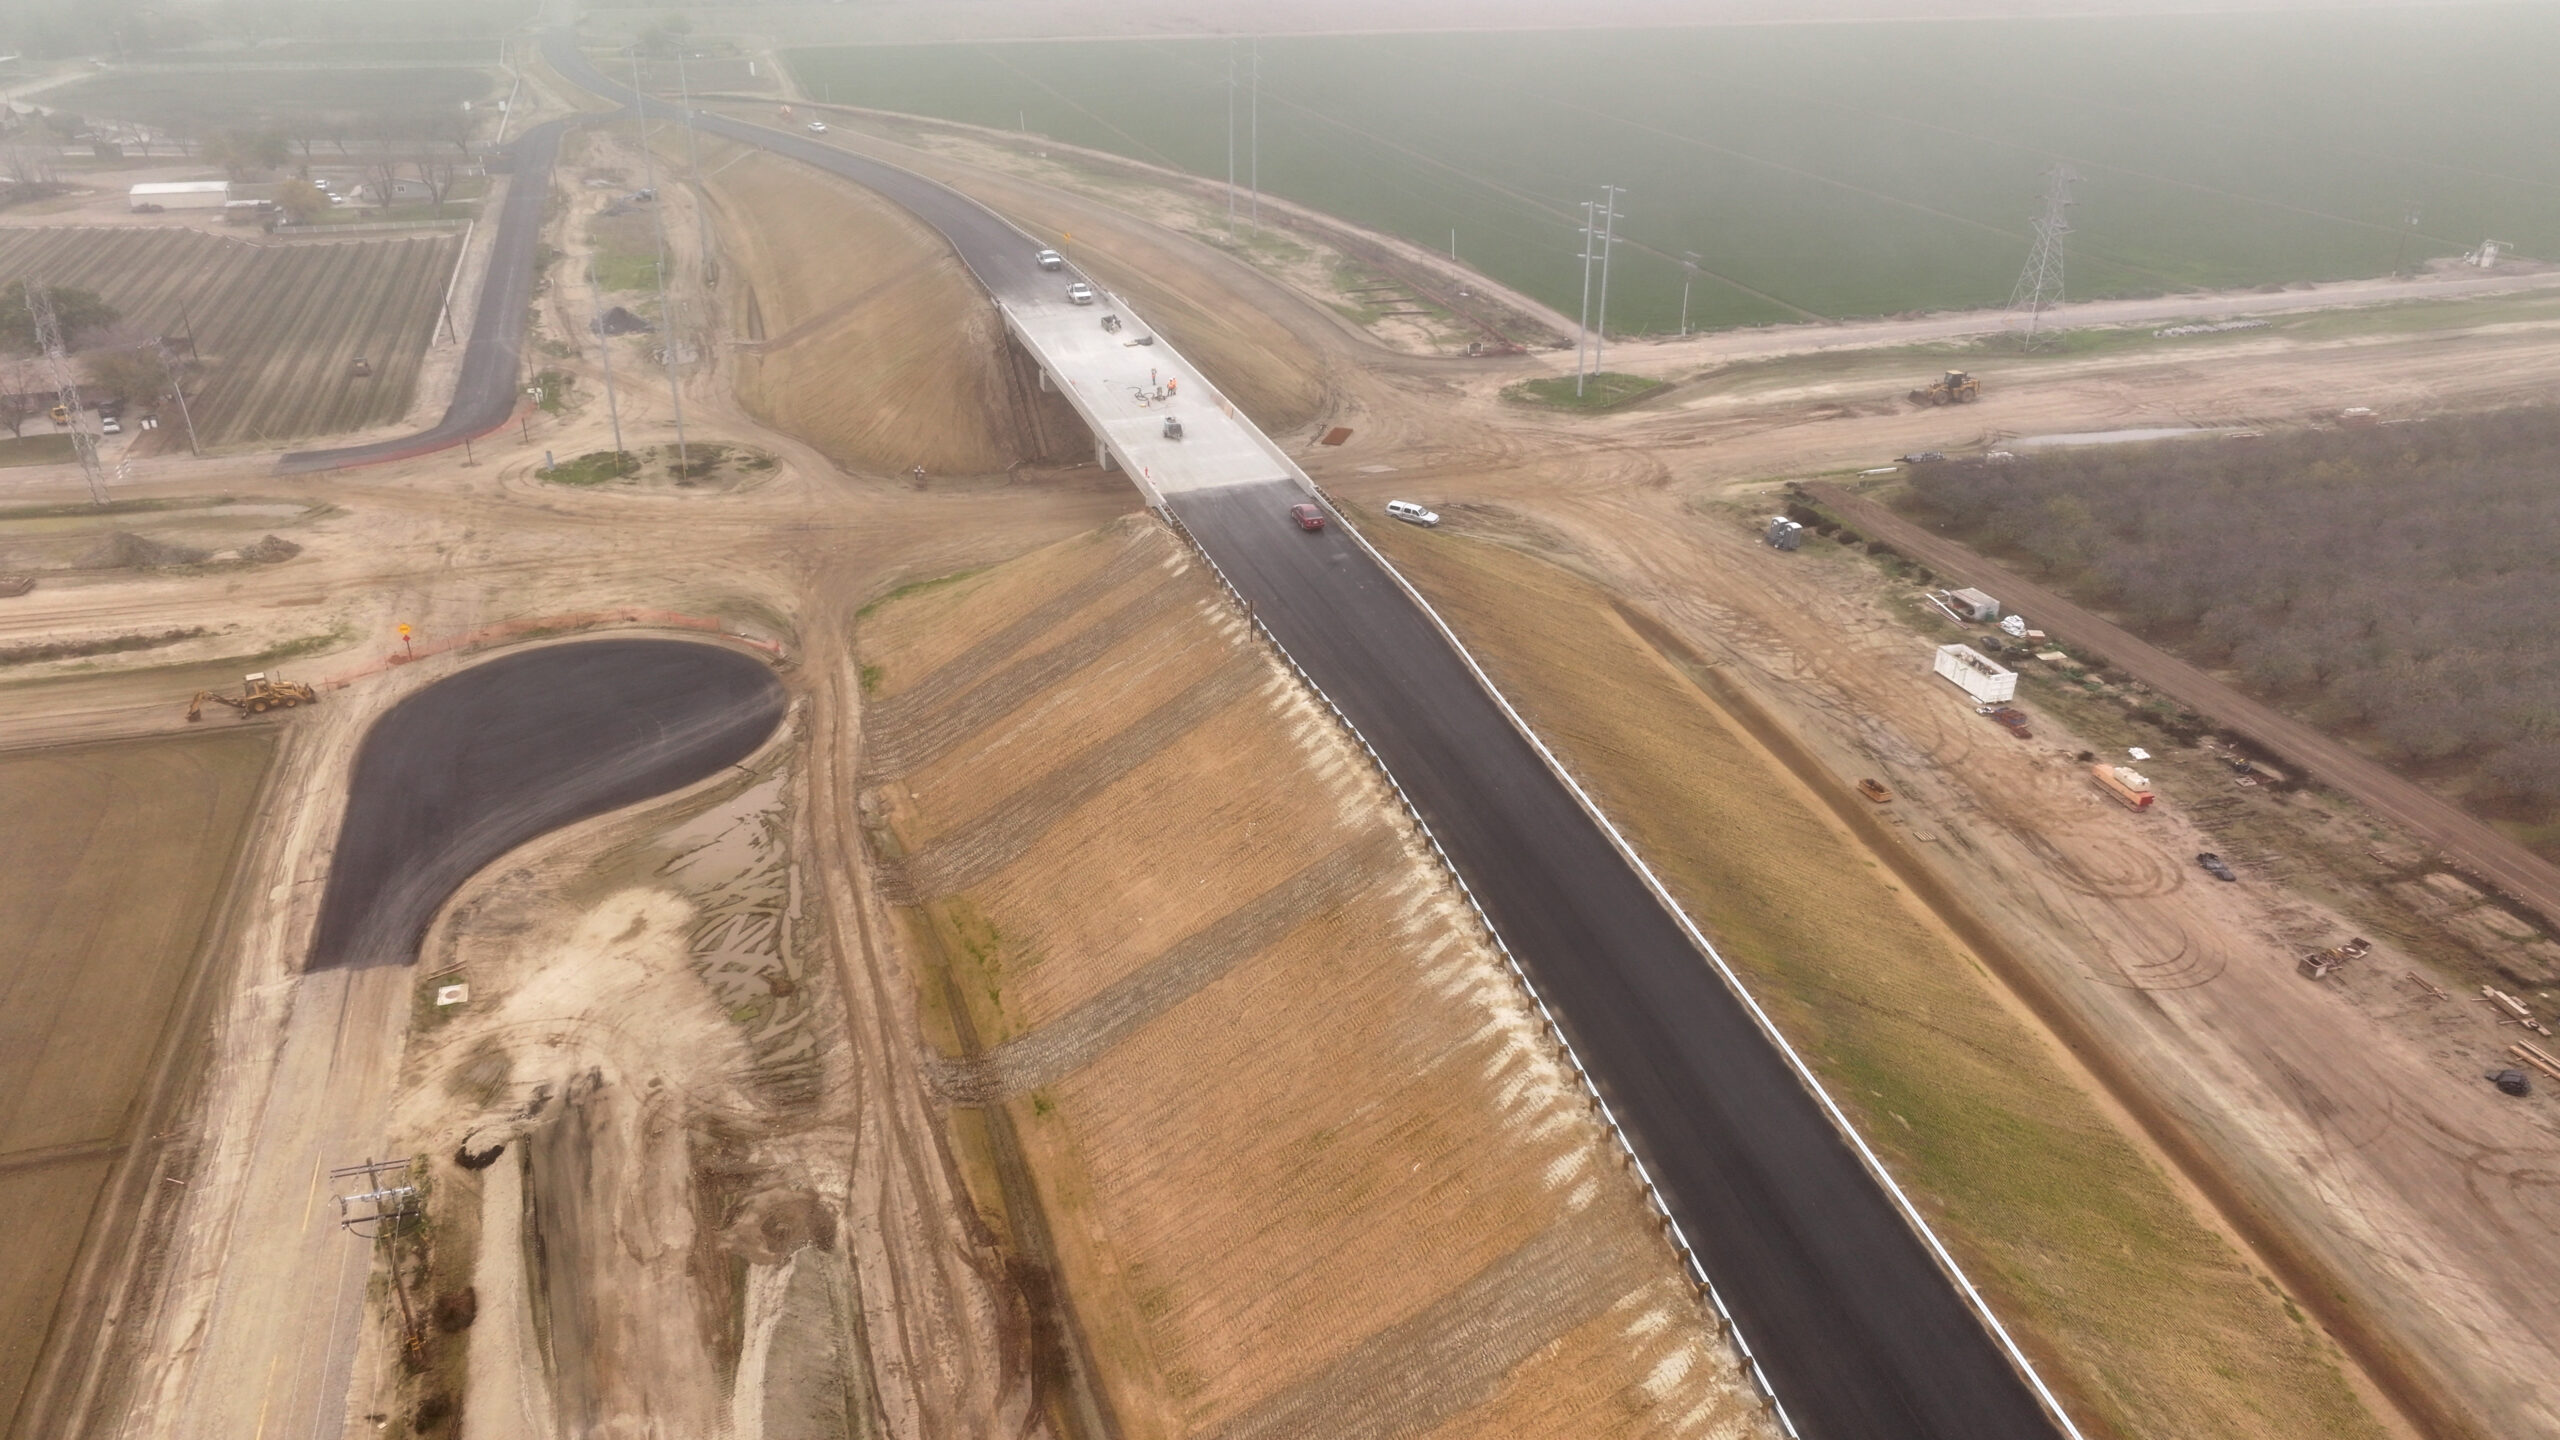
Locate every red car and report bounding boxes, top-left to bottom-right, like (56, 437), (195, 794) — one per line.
(1289, 503), (1326, 531)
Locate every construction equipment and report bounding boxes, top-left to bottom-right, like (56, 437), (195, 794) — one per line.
(186, 671), (318, 721)
(2481, 985), (2552, 1036)
(2297, 937), (2371, 980)
(2091, 763), (2154, 810)
(1908, 370), (1981, 406)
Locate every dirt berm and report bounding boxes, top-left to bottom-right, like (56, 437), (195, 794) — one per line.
(859, 514), (1778, 1440)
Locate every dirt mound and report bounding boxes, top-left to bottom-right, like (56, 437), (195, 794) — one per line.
(708, 147), (1081, 475)
(860, 519), (1776, 1440)
(241, 534), (301, 563)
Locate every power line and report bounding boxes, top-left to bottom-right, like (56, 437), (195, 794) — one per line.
(2007, 164), (2077, 349)
(24, 281), (105, 505)
(1593, 185), (1624, 377)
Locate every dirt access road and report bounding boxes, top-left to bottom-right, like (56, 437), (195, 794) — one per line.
(1810, 481), (2560, 931)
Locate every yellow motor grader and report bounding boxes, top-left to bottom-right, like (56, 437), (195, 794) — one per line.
(186, 672), (319, 720)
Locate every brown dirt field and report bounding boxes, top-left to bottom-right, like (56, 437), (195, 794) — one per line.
(704, 141), (1079, 475)
(861, 518), (1778, 1440)
(716, 111), (1333, 438)
(0, 729), (273, 1432)
(1356, 512), (2387, 1440)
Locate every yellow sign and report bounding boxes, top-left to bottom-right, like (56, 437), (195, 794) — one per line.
(397, 623), (411, 636)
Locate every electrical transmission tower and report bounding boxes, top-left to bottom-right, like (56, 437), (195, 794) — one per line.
(2007, 165), (2077, 350)
(24, 281), (106, 506)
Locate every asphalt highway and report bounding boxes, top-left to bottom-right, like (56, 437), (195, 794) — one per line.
(309, 638), (783, 969)
(543, 34), (2068, 1439)
(275, 118), (566, 474)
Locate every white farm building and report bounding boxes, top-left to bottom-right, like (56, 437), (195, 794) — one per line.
(129, 180), (230, 211)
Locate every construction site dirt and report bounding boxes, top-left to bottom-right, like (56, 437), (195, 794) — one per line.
(8, 33), (2560, 1440)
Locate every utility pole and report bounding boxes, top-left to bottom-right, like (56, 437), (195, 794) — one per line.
(158, 340), (199, 456)
(590, 257), (625, 456)
(1680, 251), (1700, 336)
(1574, 201), (1597, 397)
(629, 48), (687, 473)
(674, 45), (713, 283)
(1248, 39), (1259, 228)
(1592, 185), (1624, 376)
(2007, 164), (2077, 350)
(1225, 43), (1237, 234)
(25, 281), (105, 505)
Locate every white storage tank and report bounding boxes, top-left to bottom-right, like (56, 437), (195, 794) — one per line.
(1934, 643), (2017, 704)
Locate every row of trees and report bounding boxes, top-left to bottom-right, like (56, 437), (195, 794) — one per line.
(1904, 407), (2560, 806)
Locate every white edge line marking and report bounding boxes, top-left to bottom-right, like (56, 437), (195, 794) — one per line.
(1310, 492), (2087, 1440)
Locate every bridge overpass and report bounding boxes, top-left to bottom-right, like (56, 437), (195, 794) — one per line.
(543, 32), (2076, 1440)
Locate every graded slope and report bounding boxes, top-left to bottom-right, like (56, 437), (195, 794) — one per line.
(858, 516), (1777, 1440)
(706, 142), (1076, 475)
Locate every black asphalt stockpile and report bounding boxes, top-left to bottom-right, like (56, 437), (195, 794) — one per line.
(309, 639), (785, 970)
(1173, 481), (2059, 1440)
(276, 118), (567, 474)
(541, 31), (2063, 1439)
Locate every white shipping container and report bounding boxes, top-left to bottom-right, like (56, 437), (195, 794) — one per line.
(1934, 643), (2017, 704)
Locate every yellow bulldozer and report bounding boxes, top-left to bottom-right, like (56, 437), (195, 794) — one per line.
(1908, 370), (1982, 406)
(187, 672), (320, 721)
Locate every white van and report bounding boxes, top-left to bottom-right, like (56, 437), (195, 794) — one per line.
(1385, 500), (1440, 527)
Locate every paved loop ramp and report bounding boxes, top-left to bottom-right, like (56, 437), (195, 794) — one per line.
(309, 639), (785, 970)
(276, 118), (567, 474)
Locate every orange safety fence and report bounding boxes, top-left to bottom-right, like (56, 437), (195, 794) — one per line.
(318, 609), (784, 691)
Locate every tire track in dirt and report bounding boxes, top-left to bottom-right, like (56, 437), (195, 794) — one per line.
(866, 582), (1196, 778)
(1202, 1217), (1641, 1440)
(927, 832), (1398, 1104)
(879, 653), (1268, 904)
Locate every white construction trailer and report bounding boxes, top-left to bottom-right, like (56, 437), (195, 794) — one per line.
(129, 180), (229, 210)
(1934, 643), (2018, 704)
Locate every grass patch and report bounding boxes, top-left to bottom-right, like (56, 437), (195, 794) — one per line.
(542, 449), (642, 486)
(528, 370), (574, 414)
(856, 568), (986, 620)
(0, 627), (208, 667)
(1501, 372), (1667, 411)
(0, 434), (75, 468)
(1358, 512), (2387, 1440)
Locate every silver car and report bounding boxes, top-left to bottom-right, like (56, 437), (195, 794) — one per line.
(1065, 282), (1095, 305)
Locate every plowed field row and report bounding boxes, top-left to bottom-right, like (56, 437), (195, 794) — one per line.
(0, 227), (459, 451)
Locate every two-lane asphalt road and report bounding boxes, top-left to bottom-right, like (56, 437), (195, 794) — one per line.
(543, 32), (2070, 1440)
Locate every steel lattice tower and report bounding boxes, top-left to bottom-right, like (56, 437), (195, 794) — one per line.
(2007, 165), (2078, 349)
(25, 281), (106, 505)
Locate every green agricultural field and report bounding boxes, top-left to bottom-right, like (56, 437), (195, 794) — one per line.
(791, 4), (2560, 332)
(48, 65), (497, 142)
